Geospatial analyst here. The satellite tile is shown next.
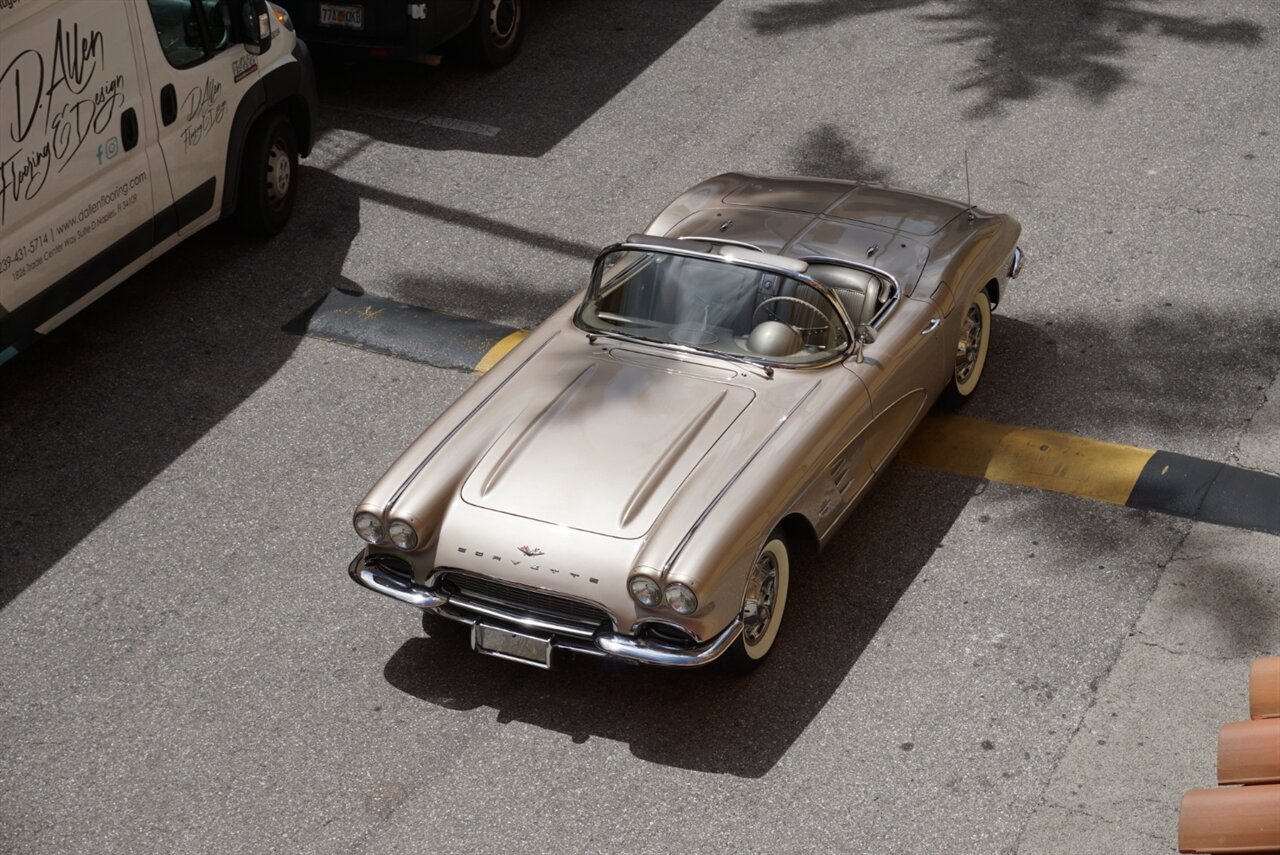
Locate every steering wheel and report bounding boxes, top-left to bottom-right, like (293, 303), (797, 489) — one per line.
(751, 296), (834, 341)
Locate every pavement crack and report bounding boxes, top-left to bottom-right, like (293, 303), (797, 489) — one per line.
(1013, 522), (1192, 852)
(1145, 202), (1254, 220)
(1044, 801), (1167, 844)
(1133, 635), (1252, 663)
(1226, 382), (1277, 473)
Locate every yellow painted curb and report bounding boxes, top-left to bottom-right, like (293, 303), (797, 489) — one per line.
(899, 414), (1157, 505)
(472, 330), (529, 375)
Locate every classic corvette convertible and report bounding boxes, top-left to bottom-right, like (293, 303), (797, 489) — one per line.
(348, 173), (1023, 670)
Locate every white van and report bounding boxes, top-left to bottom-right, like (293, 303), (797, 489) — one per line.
(0, 0), (318, 362)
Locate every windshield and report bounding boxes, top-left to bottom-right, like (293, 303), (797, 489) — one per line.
(576, 249), (850, 367)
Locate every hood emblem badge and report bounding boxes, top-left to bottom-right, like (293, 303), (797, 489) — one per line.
(454, 545), (598, 584)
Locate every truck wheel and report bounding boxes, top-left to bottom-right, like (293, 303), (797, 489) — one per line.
(461, 0), (524, 67)
(236, 113), (298, 237)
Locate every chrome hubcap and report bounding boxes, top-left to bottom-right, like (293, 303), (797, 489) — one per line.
(955, 304), (983, 383)
(265, 141), (290, 205)
(742, 551), (778, 645)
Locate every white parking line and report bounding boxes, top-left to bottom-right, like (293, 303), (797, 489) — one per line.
(332, 105), (501, 137)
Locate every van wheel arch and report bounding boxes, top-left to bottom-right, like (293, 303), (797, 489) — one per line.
(234, 111), (298, 236)
(222, 90), (311, 224)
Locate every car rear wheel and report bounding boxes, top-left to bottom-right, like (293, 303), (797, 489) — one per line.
(938, 288), (992, 408)
(235, 112), (298, 237)
(721, 530), (790, 673)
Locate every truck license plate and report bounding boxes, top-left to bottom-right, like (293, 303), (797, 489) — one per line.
(472, 623), (553, 669)
(319, 4), (363, 29)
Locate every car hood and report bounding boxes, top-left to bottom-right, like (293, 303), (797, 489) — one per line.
(460, 356), (754, 538)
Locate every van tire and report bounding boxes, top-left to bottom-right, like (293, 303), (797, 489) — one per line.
(236, 113), (298, 237)
(451, 0), (524, 67)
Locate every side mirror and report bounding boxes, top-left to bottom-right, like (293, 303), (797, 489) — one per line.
(240, 0), (273, 55)
(852, 323), (878, 364)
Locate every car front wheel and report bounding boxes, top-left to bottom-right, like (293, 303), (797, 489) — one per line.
(939, 288), (992, 408)
(721, 530), (790, 673)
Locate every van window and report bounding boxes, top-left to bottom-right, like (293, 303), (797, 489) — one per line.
(147, 0), (233, 68)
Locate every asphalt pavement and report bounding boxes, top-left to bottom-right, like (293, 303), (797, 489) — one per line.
(2, 0), (1279, 852)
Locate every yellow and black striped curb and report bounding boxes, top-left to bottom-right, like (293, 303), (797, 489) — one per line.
(295, 290), (1280, 536)
(289, 289), (526, 374)
(901, 415), (1280, 536)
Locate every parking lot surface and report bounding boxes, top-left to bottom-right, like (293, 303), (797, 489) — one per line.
(2, 1), (1279, 852)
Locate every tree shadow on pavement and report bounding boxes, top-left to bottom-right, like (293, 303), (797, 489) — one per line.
(314, 0), (724, 157)
(789, 124), (893, 183)
(382, 465), (977, 778)
(980, 309), (1280, 451)
(749, 0), (1266, 118)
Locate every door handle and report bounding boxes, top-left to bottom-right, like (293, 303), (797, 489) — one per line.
(160, 84), (177, 126)
(120, 108), (139, 151)
(921, 317), (941, 335)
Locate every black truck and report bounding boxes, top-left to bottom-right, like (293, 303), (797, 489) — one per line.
(284, 0), (523, 66)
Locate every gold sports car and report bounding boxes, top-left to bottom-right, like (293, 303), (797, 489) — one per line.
(348, 173), (1024, 671)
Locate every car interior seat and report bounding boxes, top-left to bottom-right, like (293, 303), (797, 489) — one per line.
(806, 264), (883, 325)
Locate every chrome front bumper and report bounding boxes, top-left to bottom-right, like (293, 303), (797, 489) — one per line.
(347, 552), (742, 668)
(1009, 245), (1025, 279)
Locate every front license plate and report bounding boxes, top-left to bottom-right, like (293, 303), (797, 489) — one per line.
(472, 623), (553, 669)
(319, 4), (363, 29)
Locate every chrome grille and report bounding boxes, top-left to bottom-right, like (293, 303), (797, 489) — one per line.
(437, 571), (609, 630)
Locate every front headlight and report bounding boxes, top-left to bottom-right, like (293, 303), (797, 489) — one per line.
(664, 582), (698, 615)
(353, 511), (384, 544)
(628, 575), (662, 608)
(388, 520), (418, 550)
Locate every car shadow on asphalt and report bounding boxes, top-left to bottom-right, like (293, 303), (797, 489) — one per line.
(0, 169), (361, 610)
(382, 463), (976, 778)
(314, 0), (724, 158)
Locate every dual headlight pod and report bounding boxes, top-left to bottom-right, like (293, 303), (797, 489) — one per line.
(628, 574), (699, 615)
(628, 576), (662, 607)
(353, 512), (418, 550)
(353, 511), (384, 545)
(388, 520), (418, 550)
(664, 582), (698, 615)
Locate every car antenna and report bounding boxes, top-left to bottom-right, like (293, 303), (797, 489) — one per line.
(964, 150), (975, 221)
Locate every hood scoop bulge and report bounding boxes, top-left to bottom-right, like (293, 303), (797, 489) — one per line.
(462, 360), (753, 538)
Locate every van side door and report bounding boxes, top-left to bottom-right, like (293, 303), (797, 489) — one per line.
(131, 0), (258, 243)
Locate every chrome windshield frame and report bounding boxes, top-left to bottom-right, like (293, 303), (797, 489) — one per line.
(573, 239), (858, 371)
(674, 235), (766, 252)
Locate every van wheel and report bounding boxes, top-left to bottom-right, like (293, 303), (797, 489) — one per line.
(455, 0), (524, 67)
(236, 113), (297, 236)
